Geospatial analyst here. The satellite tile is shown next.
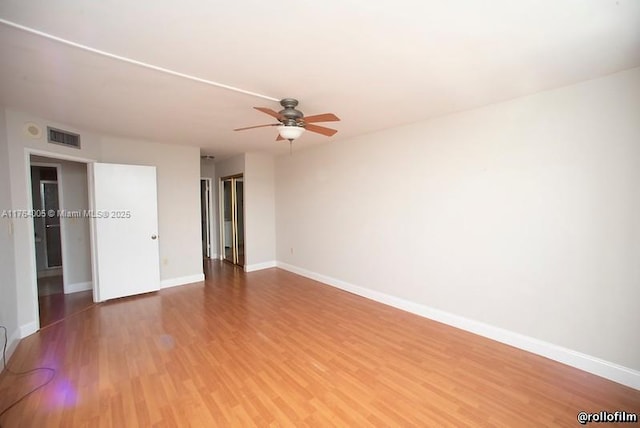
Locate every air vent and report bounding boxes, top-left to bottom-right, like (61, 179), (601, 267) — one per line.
(47, 127), (81, 149)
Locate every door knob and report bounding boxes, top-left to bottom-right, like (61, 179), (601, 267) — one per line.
(151, 235), (157, 240)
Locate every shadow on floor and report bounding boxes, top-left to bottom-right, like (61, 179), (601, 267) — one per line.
(38, 275), (94, 328)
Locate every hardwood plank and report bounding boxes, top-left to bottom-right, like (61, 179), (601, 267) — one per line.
(1, 260), (638, 427)
(38, 289), (94, 328)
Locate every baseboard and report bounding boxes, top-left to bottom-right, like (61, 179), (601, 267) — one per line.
(276, 261), (640, 391)
(64, 281), (92, 294)
(1, 327), (21, 373)
(37, 268), (62, 279)
(244, 261), (277, 273)
(160, 273), (205, 289)
(19, 321), (38, 338)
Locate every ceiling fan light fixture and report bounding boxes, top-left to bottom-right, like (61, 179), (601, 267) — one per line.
(277, 125), (305, 141)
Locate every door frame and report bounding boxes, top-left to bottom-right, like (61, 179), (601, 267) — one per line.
(24, 149), (95, 330)
(200, 177), (213, 259)
(219, 174), (244, 266)
(30, 164), (64, 275)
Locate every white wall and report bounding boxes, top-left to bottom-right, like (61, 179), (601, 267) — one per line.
(214, 153), (277, 271)
(59, 160), (92, 291)
(0, 108), (20, 366)
(216, 154), (245, 179)
(4, 109), (203, 335)
(244, 153), (276, 271)
(29, 165), (47, 273)
(99, 136), (203, 288)
(276, 68), (640, 376)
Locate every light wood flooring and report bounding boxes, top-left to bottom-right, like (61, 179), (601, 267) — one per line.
(1, 260), (638, 427)
(37, 275), (94, 328)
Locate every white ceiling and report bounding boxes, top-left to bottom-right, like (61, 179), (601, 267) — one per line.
(1, 0), (639, 159)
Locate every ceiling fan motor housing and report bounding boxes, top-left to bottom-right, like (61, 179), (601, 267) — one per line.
(279, 98), (304, 126)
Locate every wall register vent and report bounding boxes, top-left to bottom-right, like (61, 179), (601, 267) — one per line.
(47, 127), (81, 149)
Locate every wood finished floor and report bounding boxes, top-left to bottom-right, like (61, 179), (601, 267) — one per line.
(37, 274), (64, 297)
(38, 290), (95, 328)
(1, 260), (638, 427)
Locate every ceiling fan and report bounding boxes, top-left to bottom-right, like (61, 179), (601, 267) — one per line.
(234, 98), (340, 142)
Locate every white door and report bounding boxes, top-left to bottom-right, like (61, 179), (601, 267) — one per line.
(91, 163), (160, 301)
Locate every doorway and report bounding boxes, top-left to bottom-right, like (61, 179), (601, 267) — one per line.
(200, 178), (212, 259)
(30, 157), (93, 328)
(220, 175), (244, 267)
(31, 163), (62, 281)
(31, 165), (63, 294)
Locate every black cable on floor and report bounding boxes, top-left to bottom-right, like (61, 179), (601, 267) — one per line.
(0, 325), (56, 428)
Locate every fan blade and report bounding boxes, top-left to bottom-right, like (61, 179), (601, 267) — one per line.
(276, 134), (285, 141)
(302, 113), (340, 123)
(234, 123), (279, 131)
(305, 123), (338, 137)
(254, 107), (284, 120)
